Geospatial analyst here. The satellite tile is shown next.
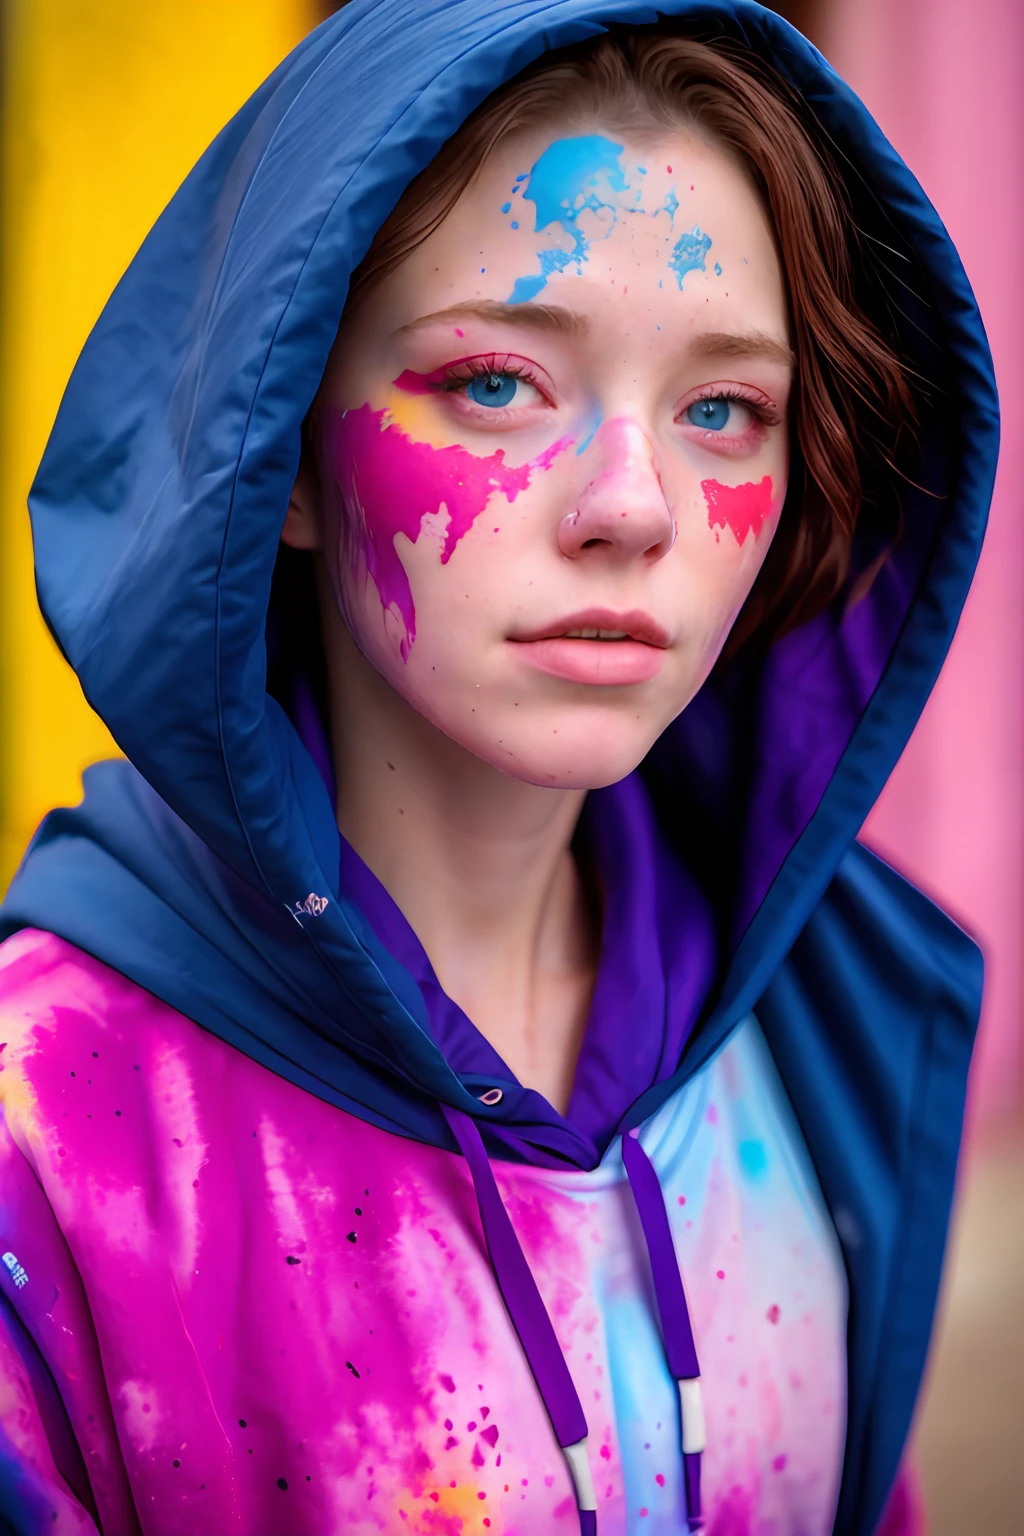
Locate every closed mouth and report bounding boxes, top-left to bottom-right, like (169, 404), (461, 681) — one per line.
(512, 610), (669, 648)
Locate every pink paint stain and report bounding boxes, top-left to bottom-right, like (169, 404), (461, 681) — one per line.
(390, 369), (435, 395)
(326, 403), (569, 658)
(706, 1483), (754, 1536)
(702, 475), (774, 546)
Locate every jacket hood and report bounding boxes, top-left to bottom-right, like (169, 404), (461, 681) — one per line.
(5, 0), (996, 1144)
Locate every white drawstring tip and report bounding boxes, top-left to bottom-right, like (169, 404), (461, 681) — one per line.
(563, 1438), (597, 1511)
(678, 1377), (706, 1454)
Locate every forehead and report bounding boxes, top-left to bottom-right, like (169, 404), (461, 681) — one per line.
(384, 120), (784, 327)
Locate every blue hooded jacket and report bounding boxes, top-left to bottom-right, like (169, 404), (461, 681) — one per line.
(0, 3), (998, 1533)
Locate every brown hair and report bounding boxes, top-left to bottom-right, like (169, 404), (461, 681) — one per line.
(347, 29), (919, 655)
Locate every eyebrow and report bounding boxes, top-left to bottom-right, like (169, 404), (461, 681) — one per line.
(398, 300), (589, 337)
(689, 329), (795, 367)
(400, 306), (794, 367)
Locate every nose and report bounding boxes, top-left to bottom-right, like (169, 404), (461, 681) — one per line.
(557, 417), (676, 562)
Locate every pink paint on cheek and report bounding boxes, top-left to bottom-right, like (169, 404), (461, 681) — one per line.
(326, 404), (569, 659)
(390, 368), (435, 396)
(701, 475), (775, 545)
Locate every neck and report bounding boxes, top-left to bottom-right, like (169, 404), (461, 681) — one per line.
(325, 615), (597, 1114)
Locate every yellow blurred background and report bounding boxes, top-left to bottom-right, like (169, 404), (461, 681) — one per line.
(0, 1), (1020, 1531)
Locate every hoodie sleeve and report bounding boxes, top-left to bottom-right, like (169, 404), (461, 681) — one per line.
(0, 1293), (99, 1535)
(0, 1105), (138, 1534)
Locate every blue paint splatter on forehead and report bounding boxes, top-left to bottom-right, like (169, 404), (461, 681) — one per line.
(506, 135), (628, 304)
(668, 227), (712, 289)
(501, 137), (714, 301)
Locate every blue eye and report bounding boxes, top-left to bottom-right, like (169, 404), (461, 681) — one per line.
(686, 397), (732, 431)
(466, 372), (519, 408)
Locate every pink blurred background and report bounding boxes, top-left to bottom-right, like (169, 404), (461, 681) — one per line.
(825, 0), (1024, 1139)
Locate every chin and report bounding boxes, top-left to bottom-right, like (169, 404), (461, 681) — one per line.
(452, 715), (660, 791)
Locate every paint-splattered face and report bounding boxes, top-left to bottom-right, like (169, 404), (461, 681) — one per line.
(303, 124), (792, 787)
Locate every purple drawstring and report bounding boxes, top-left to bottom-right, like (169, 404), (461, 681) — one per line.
(443, 1104), (704, 1535)
(441, 1105), (596, 1531)
(622, 1128), (705, 1532)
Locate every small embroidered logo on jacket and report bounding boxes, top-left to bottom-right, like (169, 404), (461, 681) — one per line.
(2, 1252), (27, 1289)
(288, 893), (329, 922)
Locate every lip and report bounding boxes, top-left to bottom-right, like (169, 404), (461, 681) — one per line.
(511, 608), (670, 648)
(508, 608), (669, 686)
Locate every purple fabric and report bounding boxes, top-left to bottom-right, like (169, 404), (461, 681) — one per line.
(441, 1104), (589, 1451)
(684, 1451), (703, 1532)
(292, 673), (337, 809)
(729, 491), (938, 939)
(337, 771), (716, 1158)
(621, 1130), (700, 1379)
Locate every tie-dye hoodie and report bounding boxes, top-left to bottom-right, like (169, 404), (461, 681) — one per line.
(0, 3), (997, 1535)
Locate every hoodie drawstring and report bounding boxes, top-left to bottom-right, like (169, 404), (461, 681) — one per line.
(442, 1104), (597, 1534)
(621, 1127), (705, 1531)
(442, 1103), (704, 1535)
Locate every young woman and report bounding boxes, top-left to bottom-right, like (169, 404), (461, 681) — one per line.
(0, 4), (997, 1535)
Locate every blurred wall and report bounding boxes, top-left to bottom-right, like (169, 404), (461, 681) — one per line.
(0, 0), (318, 886)
(822, 0), (1024, 1132)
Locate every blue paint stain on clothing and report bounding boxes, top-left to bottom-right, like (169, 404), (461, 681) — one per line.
(507, 134), (628, 304)
(668, 226), (712, 289)
(739, 1139), (769, 1180)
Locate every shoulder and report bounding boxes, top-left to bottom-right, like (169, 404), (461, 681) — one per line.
(0, 926), (183, 1058)
(0, 928), (216, 1168)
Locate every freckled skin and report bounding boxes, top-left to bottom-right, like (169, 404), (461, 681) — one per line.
(291, 121), (792, 792)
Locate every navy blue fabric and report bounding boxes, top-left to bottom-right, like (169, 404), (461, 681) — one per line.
(0, 3), (999, 1533)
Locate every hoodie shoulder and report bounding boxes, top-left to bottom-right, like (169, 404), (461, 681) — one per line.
(0, 929), (203, 1154)
(0, 928), (176, 1051)
(755, 842), (981, 1536)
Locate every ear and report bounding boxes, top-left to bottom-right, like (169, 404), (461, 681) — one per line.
(281, 453), (323, 551)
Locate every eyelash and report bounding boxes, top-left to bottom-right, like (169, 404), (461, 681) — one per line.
(682, 384), (779, 425)
(434, 354), (551, 404)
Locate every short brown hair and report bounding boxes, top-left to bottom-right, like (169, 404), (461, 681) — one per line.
(347, 29), (919, 655)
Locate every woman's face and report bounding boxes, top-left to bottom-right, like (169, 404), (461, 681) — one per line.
(296, 123), (792, 788)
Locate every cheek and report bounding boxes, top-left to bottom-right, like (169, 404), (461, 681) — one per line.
(700, 474), (781, 548)
(320, 404), (568, 661)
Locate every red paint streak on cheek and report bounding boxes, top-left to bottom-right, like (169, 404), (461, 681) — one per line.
(326, 404), (569, 659)
(701, 475), (775, 546)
